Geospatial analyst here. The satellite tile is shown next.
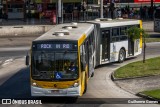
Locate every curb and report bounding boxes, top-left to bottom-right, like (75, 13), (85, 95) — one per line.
(136, 93), (160, 102)
(111, 72), (160, 81)
(110, 73), (136, 95)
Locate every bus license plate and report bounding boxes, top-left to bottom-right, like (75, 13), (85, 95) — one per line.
(51, 90), (59, 94)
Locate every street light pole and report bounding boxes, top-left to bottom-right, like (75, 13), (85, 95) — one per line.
(58, 0), (62, 24)
(151, 0), (153, 18)
(100, 0), (103, 18)
(151, 0), (153, 8)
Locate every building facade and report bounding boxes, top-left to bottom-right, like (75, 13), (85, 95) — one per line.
(1, 0), (160, 19)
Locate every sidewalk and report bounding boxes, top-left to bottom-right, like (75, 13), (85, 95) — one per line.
(142, 21), (160, 38)
(0, 18), (155, 26)
(0, 18), (159, 37)
(115, 75), (160, 94)
(0, 18), (52, 26)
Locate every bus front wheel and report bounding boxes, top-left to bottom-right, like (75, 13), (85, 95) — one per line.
(118, 49), (125, 63)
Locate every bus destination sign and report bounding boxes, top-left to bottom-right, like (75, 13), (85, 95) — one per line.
(36, 43), (76, 50)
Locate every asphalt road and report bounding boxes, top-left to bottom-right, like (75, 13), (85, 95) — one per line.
(0, 43), (160, 107)
(0, 47), (29, 61)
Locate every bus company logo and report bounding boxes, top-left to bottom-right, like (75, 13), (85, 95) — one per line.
(54, 84), (57, 87)
(2, 99), (11, 104)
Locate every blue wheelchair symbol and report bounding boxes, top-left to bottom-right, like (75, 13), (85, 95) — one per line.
(55, 72), (62, 79)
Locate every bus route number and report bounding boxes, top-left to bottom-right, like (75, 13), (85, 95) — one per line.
(41, 44), (52, 49)
(38, 44), (72, 49)
(63, 44), (70, 49)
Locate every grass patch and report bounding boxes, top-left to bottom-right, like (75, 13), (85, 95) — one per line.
(142, 89), (160, 99)
(146, 38), (160, 43)
(114, 57), (160, 78)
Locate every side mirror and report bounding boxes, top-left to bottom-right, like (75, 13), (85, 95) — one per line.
(26, 53), (29, 66)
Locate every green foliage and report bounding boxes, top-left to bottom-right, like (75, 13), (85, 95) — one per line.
(114, 57), (160, 78)
(142, 89), (160, 99)
(126, 26), (149, 42)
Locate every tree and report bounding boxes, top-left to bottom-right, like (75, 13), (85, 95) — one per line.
(126, 26), (149, 63)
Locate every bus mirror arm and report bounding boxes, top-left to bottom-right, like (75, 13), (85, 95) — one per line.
(26, 53), (29, 66)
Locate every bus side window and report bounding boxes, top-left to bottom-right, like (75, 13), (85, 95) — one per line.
(112, 28), (120, 42)
(80, 44), (85, 71)
(91, 30), (95, 53)
(89, 34), (93, 56)
(82, 41), (89, 71)
(92, 31), (95, 52)
(120, 27), (128, 41)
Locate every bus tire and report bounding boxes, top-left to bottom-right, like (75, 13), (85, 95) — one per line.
(118, 48), (125, 63)
(91, 58), (94, 77)
(83, 76), (87, 94)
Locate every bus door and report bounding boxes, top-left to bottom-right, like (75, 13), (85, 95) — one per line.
(128, 37), (134, 56)
(84, 39), (93, 78)
(84, 40), (89, 78)
(128, 26), (134, 56)
(101, 30), (110, 62)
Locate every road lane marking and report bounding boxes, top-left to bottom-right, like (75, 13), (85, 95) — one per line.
(2, 58), (13, 66)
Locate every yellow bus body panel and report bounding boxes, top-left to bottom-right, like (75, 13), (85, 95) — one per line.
(78, 34), (87, 96)
(78, 34), (86, 46)
(30, 33), (87, 94)
(139, 20), (143, 48)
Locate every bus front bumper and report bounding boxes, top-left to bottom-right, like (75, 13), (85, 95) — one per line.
(31, 85), (81, 97)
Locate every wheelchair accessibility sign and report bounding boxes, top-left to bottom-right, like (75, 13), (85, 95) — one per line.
(55, 72), (62, 79)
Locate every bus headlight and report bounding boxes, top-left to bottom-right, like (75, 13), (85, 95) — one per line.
(73, 82), (79, 87)
(70, 82), (79, 88)
(32, 82), (37, 86)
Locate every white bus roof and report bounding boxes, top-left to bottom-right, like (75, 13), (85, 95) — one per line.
(34, 23), (94, 42)
(88, 19), (141, 28)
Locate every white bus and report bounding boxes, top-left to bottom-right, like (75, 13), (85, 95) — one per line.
(26, 18), (142, 97)
(89, 18), (142, 66)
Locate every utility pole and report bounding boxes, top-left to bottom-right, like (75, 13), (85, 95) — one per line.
(58, 0), (62, 24)
(100, 0), (103, 18)
(24, 0), (26, 22)
(151, 0), (153, 19)
(151, 0), (153, 8)
(28, 0), (31, 19)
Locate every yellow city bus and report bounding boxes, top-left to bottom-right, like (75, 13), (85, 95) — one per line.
(26, 19), (142, 97)
(27, 23), (95, 97)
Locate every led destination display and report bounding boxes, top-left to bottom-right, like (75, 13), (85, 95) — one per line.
(35, 43), (77, 50)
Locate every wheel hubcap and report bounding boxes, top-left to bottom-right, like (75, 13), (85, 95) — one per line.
(120, 52), (124, 60)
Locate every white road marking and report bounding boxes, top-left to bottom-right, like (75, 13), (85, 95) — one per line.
(2, 58), (13, 66)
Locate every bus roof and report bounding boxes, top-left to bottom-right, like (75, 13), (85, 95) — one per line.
(88, 18), (141, 28)
(34, 23), (94, 42)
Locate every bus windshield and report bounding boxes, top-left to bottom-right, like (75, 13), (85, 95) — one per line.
(31, 51), (78, 81)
